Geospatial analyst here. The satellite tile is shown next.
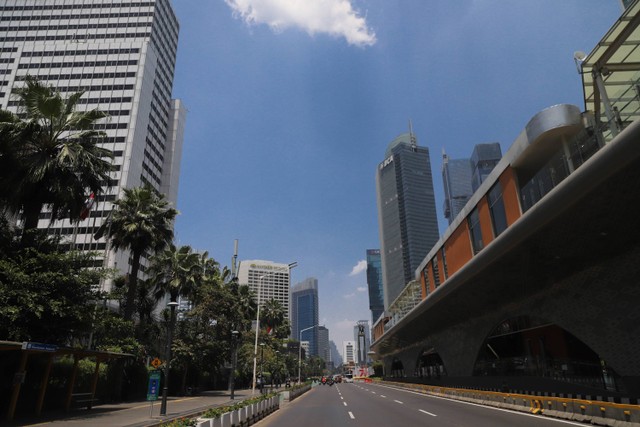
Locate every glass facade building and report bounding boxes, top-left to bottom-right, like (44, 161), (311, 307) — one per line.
(0, 0), (185, 293)
(470, 143), (502, 192)
(376, 133), (439, 308)
(291, 277), (319, 356)
(366, 249), (384, 325)
(442, 154), (474, 225)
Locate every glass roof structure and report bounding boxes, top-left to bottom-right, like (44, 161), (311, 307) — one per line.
(581, 0), (640, 142)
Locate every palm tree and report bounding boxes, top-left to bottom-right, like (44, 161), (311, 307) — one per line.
(149, 244), (202, 305)
(261, 298), (286, 335)
(96, 185), (177, 320)
(0, 76), (113, 235)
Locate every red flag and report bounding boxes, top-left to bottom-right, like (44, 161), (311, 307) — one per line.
(80, 193), (95, 220)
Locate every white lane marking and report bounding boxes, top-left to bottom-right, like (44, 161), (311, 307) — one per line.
(394, 400), (403, 404)
(376, 384), (589, 426)
(419, 409), (437, 417)
(348, 411), (355, 419)
(371, 391), (376, 394)
(343, 402), (347, 406)
(340, 396), (344, 400)
(380, 395), (386, 398)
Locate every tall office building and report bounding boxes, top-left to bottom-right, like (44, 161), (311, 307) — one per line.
(0, 0), (185, 292)
(291, 277), (319, 356)
(343, 341), (356, 365)
(329, 340), (342, 367)
(442, 143), (502, 224)
(366, 249), (384, 325)
(376, 131), (439, 308)
(470, 143), (502, 192)
(317, 325), (330, 363)
(353, 320), (370, 365)
(442, 152), (474, 225)
(237, 260), (293, 319)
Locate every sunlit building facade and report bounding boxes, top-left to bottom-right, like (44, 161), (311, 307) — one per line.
(291, 278), (319, 356)
(237, 260), (292, 319)
(0, 0), (185, 293)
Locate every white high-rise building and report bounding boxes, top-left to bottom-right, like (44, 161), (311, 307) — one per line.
(343, 340), (356, 365)
(237, 260), (293, 318)
(0, 0), (186, 293)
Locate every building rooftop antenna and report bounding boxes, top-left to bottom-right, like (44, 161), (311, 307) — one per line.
(409, 119), (417, 149)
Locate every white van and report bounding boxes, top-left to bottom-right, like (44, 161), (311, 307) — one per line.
(344, 373), (354, 383)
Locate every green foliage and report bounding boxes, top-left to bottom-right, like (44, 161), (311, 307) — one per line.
(0, 76), (112, 233)
(201, 392), (277, 419)
(160, 417), (196, 427)
(0, 228), (106, 343)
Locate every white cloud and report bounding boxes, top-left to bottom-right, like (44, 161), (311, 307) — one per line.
(224, 0), (376, 47)
(343, 292), (356, 299)
(357, 286), (367, 292)
(349, 260), (367, 276)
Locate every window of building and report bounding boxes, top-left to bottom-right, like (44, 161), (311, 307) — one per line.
(431, 259), (440, 288)
(468, 206), (483, 254)
(422, 267), (430, 296)
(440, 247), (448, 280)
(488, 182), (508, 237)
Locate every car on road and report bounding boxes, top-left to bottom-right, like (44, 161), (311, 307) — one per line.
(343, 374), (354, 383)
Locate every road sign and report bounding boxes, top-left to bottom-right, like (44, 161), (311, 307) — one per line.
(21, 342), (58, 352)
(147, 371), (161, 401)
(151, 357), (162, 369)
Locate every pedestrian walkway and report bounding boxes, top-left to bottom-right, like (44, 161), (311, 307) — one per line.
(7, 389), (257, 427)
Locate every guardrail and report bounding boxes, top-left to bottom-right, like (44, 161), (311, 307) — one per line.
(384, 381), (640, 425)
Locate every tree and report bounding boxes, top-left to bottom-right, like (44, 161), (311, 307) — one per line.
(96, 185), (177, 320)
(149, 244), (201, 304)
(0, 76), (113, 236)
(260, 298), (288, 337)
(0, 222), (105, 344)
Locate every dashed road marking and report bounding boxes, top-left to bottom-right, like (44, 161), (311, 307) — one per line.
(348, 411), (355, 419)
(394, 400), (403, 404)
(343, 402), (347, 406)
(419, 409), (437, 417)
(380, 395), (386, 398)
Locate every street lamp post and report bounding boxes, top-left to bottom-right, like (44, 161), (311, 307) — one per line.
(298, 325), (317, 384)
(160, 300), (179, 416)
(259, 342), (265, 393)
(229, 330), (239, 400)
(251, 274), (267, 395)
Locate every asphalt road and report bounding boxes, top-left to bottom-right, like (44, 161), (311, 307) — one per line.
(260, 382), (591, 427)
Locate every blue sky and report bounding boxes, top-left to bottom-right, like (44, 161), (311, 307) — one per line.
(171, 0), (622, 353)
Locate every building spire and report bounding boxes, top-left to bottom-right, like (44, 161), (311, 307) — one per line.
(408, 119), (417, 148)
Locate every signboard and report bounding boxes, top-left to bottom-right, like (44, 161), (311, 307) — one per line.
(151, 357), (162, 369)
(147, 371), (161, 401)
(21, 342), (58, 352)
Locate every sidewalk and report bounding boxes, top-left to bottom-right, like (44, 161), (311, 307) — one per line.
(7, 389), (258, 427)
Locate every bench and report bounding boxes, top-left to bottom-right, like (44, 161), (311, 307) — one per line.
(71, 393), (99, 410)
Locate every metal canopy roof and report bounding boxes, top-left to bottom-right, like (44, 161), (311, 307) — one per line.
(582, 0), (640, 141)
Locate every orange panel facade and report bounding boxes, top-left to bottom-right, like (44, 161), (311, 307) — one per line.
(499, 167), (522, 226)
(477, 196), (494, 247)
(443, 222), (473, 277)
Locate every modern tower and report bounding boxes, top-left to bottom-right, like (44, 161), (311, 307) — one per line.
(376, 130), (439, 308)
(366, 249), (384, 324)
(353, 320), (371, 365)
(442, 152), (474, 225)
(343, 341), (356, 365)
(317, 325), (330, 363)
(0, 0), (185, 293)
(291, 278), (319, 356)
(470, 143), (502, 192)
(237, 260), (293, 319)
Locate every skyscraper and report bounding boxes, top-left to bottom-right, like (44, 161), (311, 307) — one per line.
(0, 0), (185, 292)
(470, 143), (502, 192)
(343, 341), (356, 365)
(317, 325), (330, 363)
(366, 249), (384, 324)
(237, 260), (293, 319)
(442, 152), (474, 225)
(376, 131), (439, 308)
(291, 278), (319, 356)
